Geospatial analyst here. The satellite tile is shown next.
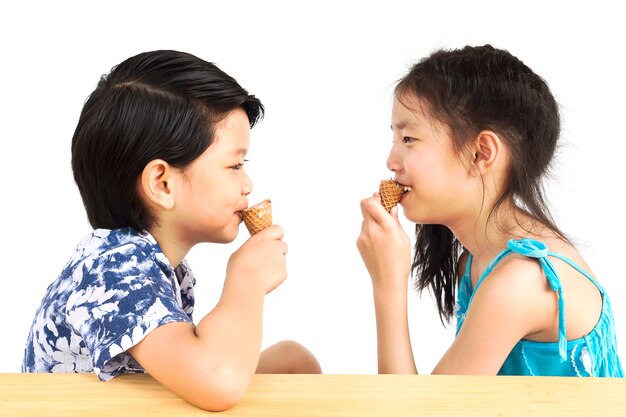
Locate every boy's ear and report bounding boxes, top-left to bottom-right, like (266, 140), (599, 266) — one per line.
(139, 159), (175, 210)
(469, 130), (502, 175)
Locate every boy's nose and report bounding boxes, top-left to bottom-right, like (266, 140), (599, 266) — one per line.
(242, 171), (253, 196)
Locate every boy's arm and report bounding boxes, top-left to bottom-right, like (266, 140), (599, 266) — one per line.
(129, 226), (287, 411)
(129, 275), (264, 411)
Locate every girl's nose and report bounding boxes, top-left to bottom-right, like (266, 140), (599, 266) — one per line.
(386, 143), (402, 173)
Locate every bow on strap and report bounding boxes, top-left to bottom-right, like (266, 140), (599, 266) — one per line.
(507, 239), (567, 361)
(507, 239), (548, 258)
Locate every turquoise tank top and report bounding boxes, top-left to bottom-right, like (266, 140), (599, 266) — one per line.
(455, 238), (623, 377)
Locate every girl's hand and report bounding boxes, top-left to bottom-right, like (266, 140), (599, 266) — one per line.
(227, 225), (287, 294)
(357, 193), (417, 374)
(357, 193), (411, 293)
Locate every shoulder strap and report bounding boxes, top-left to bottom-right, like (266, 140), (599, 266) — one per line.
(547, 252), (604, 294)
(469, 239), (568, 362)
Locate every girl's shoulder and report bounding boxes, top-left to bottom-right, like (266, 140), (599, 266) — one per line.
(512, 234), (596, 282)
(487, 235), (568, 289)
(489, 252), (548, 289)
(515, 230), (588, 267)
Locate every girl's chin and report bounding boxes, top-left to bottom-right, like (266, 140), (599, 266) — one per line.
(401, 206), (428, 225)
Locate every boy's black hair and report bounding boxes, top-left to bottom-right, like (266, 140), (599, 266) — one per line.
(71, 50), (264, 231)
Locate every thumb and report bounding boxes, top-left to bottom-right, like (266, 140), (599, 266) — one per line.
(390, 205), (400, 222)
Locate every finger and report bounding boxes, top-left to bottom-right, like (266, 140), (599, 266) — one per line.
(356, 221), (369, 252)
(360, 197), (377, 224)
(390, 205), (400, 221)
(256, 224), (284, 240)
(363, 195), (392, 226)
(266, 240), (288, 256)
(359, 218), (368, 235)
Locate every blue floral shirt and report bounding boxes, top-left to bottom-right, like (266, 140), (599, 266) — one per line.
(22, 228), (195, 381)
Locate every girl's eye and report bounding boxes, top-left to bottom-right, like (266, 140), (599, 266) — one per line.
(393, 136), (417, 144)
(232, 159), (249, 170)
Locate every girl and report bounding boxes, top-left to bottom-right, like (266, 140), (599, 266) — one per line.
(357, 45), (622, 377)
(23, 50), (320, 411)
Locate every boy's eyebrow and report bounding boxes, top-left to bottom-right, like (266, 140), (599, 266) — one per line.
(229, 148), (248, 156)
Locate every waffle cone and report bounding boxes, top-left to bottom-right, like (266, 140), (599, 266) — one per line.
(242, 199), (273, 235)
(379, 179), (404, 212)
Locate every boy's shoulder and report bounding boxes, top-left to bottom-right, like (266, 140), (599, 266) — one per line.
(78, 227), (156, 255)
(64, 228), (169, 278)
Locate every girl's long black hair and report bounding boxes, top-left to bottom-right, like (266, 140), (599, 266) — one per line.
(397, 45), (565, 323)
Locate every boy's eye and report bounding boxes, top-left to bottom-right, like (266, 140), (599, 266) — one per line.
(232, 159), (249, 170)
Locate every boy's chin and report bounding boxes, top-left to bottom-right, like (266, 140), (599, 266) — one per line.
(215, 229), (239, 244)
(204, 225), (239, 244)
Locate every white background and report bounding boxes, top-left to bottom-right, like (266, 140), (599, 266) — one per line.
(1, 1), (624, 375)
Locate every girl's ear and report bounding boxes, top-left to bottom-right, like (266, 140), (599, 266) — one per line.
(138, 159), (175, 210)
(469, 130), (502, 175)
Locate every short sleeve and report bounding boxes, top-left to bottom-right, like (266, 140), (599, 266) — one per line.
(65, 243), (192, 381)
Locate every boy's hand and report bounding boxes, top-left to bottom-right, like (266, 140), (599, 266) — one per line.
(227, 225), (287, 294)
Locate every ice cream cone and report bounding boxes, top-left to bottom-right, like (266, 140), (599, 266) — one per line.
(242, 199), (273, 235)
(379, 179), (405, 212)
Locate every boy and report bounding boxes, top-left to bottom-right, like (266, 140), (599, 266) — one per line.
(23, 50), (320, 411)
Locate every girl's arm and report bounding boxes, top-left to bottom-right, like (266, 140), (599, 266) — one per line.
(432, 256), (552, 374)
(357, 194), (417, 374)
(358, 195), (551, 375)
(129, 225), (287, 411)
(372, 281), (417, 373)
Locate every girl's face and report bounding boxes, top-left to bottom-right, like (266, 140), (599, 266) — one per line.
(173, 108), (253, 245)
(388, 95), (474, 226)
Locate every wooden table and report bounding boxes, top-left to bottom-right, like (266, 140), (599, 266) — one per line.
(1, 373), (624, 416)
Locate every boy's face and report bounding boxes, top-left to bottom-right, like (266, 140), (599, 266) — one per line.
(173, 108), (253, 244)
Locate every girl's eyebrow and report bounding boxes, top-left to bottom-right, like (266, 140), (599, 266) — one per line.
(391, 120), (418, 131)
